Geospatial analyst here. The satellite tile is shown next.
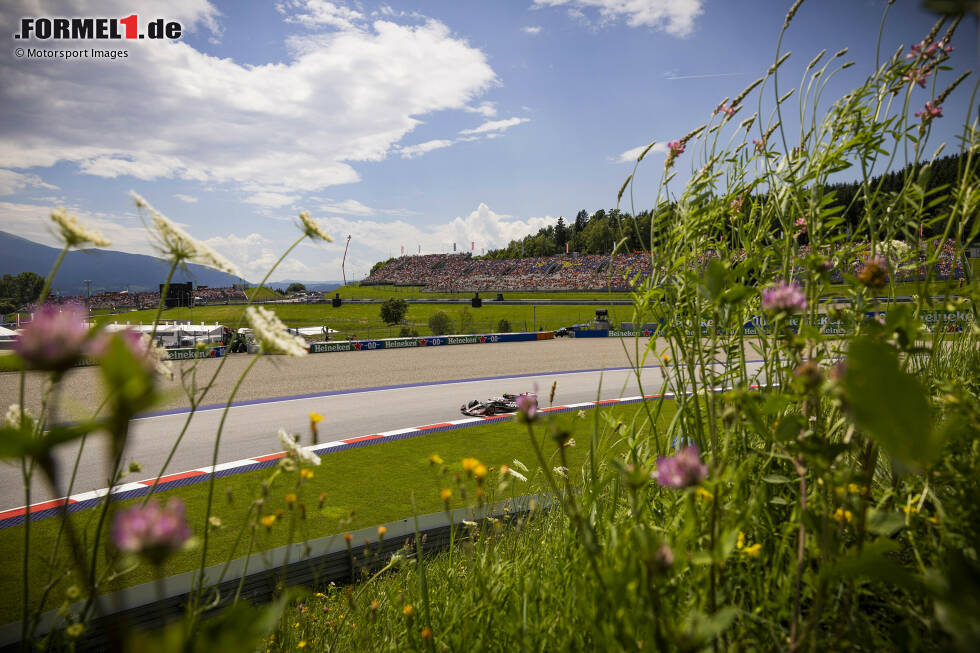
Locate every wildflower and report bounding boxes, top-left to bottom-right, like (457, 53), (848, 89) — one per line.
(65, 585), (81, 601)
(309, 411), (323, 444)
(131, 191), (239, 276)
(421, 627), (433, 642)
(50, 207), (110, 248)
(742, 543), (762, 558)
(761, 281), (807, 313)
(831, 508), (853, 523)
(515, 393), (538, 421)
(285, 493), (297, 506)
(903, 68), (929, 88)
(737, 531), (746, 550)
(246, 306), (308, 357)
(668, 140), (685, 156)
(461, 458), (480, 474)
(298, 641), (307, 648)
(260, 514), (276, 529)
(279, 457), (297, 473)
(403, 604), (414, 618)
(2, 404), (34, 430)
(65, 624), (85, 640)
(429, 453), (444, 466)
(300, 468), (315, 480)
(377, 525), (386, 538)
(576, 410), (587, 419)
(93, 329), (174, 379)
(847, 483), (867, 495)
(208, 516), (223, 528)
(344, 532), (352, 543)
(473, 464), (488, 482)
(14, 303), (90, 373)
(651, 542), (674, 572)
(793, 360), (823, 390)
(652, 446), (708, 488)
(716, 103), (736, 117)
(278, 428), (321, 466)
(512, 459), (529, 473)
(695, 487), (714, 502)
(298, 211), (333, 242)
(112, 498), (192, 565)
(794, 217), (807, 234)
(440, 488), (452, 503)
(319, 492), (327, 508)
(914, 101), (942, 122)
(857, 256), (888, 289)
(553, 466), (568, 478)
(729, 195), (744, 212)
(753, 137), (766, 152)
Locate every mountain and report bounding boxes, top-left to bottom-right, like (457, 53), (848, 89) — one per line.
(0, 231), (245, 295)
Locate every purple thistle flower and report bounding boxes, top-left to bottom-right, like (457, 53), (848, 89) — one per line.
(14, 303), (89, 373)
(761, 281), (807, 313)
(113, 498), (191, 565)
(652, 446), (707, 488)
(516, 392), (538, 421)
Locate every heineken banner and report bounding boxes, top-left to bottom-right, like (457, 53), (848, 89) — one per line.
(166, 346), (227, 360)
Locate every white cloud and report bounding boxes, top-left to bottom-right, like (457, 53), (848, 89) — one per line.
(398, 139), (456, 159)
(0, 1), (497, 198)
(0, 169), (58, 195)
(464, 101), (497, 117)
(522, 26), (543, 34)
(532, 0), (702, 36)
(204, 232), (315, 280)
(243, 192), (298, 208)
(277, 0), (365, 30)
(0, 201), (152, 254)
(459, 117), (530, 135)
(616, 142), (667, 162)
(317, 198), (420, 218)
(174, 194), (199, 203)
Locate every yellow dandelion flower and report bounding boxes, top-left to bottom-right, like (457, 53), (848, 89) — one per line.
(260, 514), (276, 529)
(461, 457), (479, 473)
(421, 627), (433, 641)
(743, 543), (762, 558)
(847, 483), (865, 495)
(344, 532), (352, 543)
(309, 411), (324, 424)
(429, 453), (444, 465)
(403, 604), (414, 617)
(696, 487), (714, 502)
(737, 531), (745, 550)
(440, 488), (452, 502)
(300, 468), (314, 480)
(285, 493), (297, 506)
(378, 526), (386, 538)
(298, 641), (307, 648)
(831, 508), (853, 523)
(315, 593), (325, 598)
(474, 464), (488, 481)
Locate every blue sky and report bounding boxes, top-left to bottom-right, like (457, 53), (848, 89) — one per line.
(1, 0), (976, 283)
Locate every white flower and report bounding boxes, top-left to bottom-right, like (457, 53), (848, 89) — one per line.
(277, 427), (321, 466)
(462, 520), (477, 527)
(553, 466), (568, 478)
(298, 211), (333, 242)
(3, 404), (34, 429)
(246, 306), (308, 357)
(131, 191), (239, 276)
(505, 467), (528, 482)
(50, 208), (110, 247)
(511, 459), (529, 473)
(880, 239), (911, 267)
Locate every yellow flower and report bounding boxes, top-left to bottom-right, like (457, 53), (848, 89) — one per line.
(429, 453), (444, 465)
(461, 457), (479, 473)
(831, 508), (853, 523)
(315, 592), (325, 598)
(847, 483), (866, 495)
(474, 464), (488, 481)
(440, 488), (452, 503)
(403, 604), (414, 617)
(309, 412), (324, 424)
(298, 641), (307, 648)
(378, 526), (386, 538)
(421, 627), (433, 641)
(696, 487), (714, 502)
(300, 469), (314, 480)
(285, 493), (297, 506)
(736, 531), (746, 550)
(743, 543), (762, 558)
(901, 505), (918, 515)
(260, 514), (276, 529)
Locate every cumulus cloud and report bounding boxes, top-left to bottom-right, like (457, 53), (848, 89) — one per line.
(0, 201), (151, 254)
(616, 142), (667, 162)
(532, 0), (702, 36)
(244, 192), (298, 208)
(522, 26), (543, 34)
(459, 117), (530, 135)
(0, 0), (497, 198)
(464, 101), (498, 117)
(204, 232), (316, 280)
(0, 169), (58, 195)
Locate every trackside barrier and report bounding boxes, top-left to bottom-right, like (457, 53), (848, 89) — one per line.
(0, 495), (551, 651)
(308, 331), (552, 354)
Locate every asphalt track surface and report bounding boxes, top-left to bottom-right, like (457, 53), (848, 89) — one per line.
(0, 338), (765, 508)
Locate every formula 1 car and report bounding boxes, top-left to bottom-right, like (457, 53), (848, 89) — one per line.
(460, 393), (534, 417)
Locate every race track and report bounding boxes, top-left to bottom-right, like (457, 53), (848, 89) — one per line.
(0, 339), (766, 509)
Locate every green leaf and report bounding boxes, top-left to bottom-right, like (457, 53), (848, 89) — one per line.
(770, 496), (791, 505)
(762, 474), (793, 484)
(842, 338), (937, 466)
(866, 509), (906, 536)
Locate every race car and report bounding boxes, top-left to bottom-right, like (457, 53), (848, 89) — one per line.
(460, 392), (535, 417)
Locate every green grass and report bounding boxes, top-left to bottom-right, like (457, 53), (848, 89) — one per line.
(323, 283), (635, 301)
(244, 286), (282, 301)
(0, 400), (673, 625)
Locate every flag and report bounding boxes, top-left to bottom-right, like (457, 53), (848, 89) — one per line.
(453, 242), (456, 251)
(566, 242), (569, 254)
(521, 242), (525, 257)
(401, 245), (404, 255)
(471, 241), (474, 251)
